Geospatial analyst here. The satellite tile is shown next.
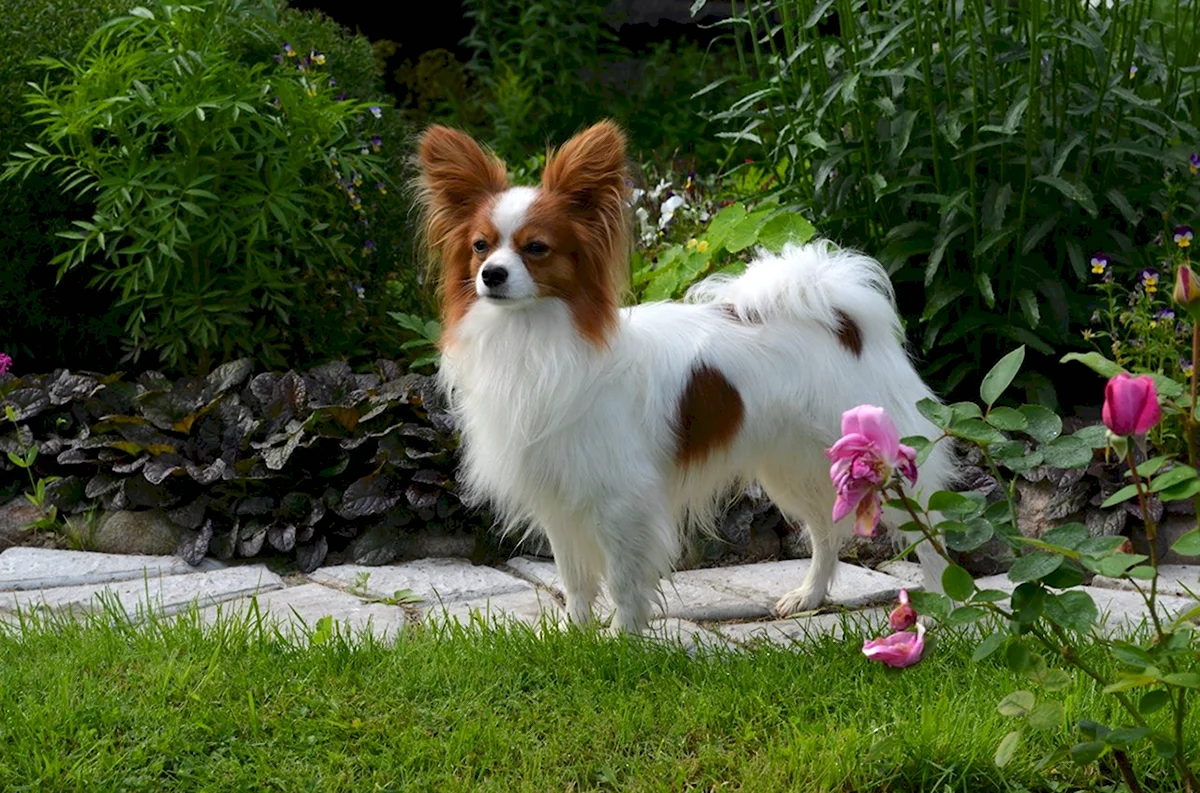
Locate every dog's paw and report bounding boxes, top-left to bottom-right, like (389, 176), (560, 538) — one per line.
(775, 587), (824, 617)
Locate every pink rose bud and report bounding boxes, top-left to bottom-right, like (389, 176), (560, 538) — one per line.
(1102, 373), (1161, 437)
(1174, 264), (1200, 321)
(862, 623), (926, 668)
(887, 589), (917, 632)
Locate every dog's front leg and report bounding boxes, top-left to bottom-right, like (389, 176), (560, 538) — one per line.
(593, 499), (676, 635)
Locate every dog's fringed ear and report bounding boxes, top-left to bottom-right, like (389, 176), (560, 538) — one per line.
(542, 120), (629, 217)
(417, 125), (507, 249)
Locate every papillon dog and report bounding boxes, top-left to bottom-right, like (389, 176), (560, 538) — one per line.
(416, 121), (954, 634)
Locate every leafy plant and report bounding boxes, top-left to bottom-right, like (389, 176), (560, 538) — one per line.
(711, 0), (1200, 396)
(0, 360), (478, 572)
(1, 0), (403, 374)
(632, 201), (817, 302)
(388, 311), (441, 371)
(3, 404), (60, 533)
(855, 339), (1200, 789)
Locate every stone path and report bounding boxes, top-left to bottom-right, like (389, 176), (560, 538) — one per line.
(0, 547), (1195, 651)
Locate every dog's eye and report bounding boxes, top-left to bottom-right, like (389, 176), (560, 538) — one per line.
(525, 241), (549, 256)
(472, 240), (488, 254)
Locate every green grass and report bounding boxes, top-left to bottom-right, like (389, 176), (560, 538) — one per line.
(0, 604), (1191, 792)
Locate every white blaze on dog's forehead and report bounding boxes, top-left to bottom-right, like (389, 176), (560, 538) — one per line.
(490, 187), (539, 243)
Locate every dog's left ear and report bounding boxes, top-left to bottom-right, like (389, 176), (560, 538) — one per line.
(542, 121), (629, 213)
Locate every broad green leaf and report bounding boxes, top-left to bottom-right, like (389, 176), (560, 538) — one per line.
(997, 690), (1035, 717)
(986, 407), (1027, 431)
(1028, 701), (1064, 731)
(944, 519), (994, 552)
(1040, 436), (1092, 469)
(1163, 673), (1200, 689)
(929, 490), (985, 519)
(1009, 552), (1064, 583)
(972, 633), (1007, 662)
(949, 402), (984, 421)
(756, 212), (816, 252)
(1101, 484), (1139, 508)
(950, 419), (1007, 445)
(1171, 530), (1200, 557)
(1044, 590), (1098, 633)
(1019, 405), (1062, 443)
(1112, 642), (1154, 670)
(916, 398), (953, 429)
(703, 202), (747, 250)
(1069, 742), (1108, 765)
(946, 605), (988, 626)
(994, 731), (1021, 767)
(942, 564), (976, 601)
(1041, 523), (1088, 550)
(1139, 690), (1170, 715)
(1035, 175), (1098, 216)
(981, 347), (1026, 407)
(1149, 465), (1198, 493)
(1060, 351), (1124, 378)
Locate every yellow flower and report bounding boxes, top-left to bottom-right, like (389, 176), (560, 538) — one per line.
(686, 238), (698, 250)
(696, 240), (710, 253)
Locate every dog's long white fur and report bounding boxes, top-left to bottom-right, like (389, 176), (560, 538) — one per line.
(440, 235), (953, 633)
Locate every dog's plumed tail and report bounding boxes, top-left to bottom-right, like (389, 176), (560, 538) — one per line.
(684, 239), (901, 349)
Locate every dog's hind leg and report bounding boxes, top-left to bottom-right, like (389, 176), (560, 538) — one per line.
(757, 471), (853, 617)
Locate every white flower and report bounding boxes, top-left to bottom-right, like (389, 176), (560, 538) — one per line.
(659, 195), (686, 230)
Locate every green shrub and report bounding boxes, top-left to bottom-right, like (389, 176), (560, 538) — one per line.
(0, 0), (137, 371)
(713, 0), (1200, 396)
(2, 0), (428, 375)
(420, 0), (738, 163)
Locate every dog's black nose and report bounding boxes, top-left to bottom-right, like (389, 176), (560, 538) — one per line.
(480, 265), (508, 288)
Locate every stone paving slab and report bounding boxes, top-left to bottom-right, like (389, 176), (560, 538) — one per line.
(0, 547), (222, 591)
(311, 558), (532, 605)
(197, 583), (408, 641)
(1092, 565), (1199, 599)
(0, 565), (284, 619)
(875, 560), (924, 589)
(425, 588), (561, 628)
(671, 559), (909, 614)
(715, 607), (890, 645)
(506, 557), (910, 622)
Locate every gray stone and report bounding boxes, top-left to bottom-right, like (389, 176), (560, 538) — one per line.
(0, 565), (284, 618)
(1092, 565), (1200, 599)
(0, 498), (40, 551)
(197, 583), (408, 640)
(400, 532), (479, 560)
(1155, 516), (1200, 565)
(93, 509), (185, 556)
(875, 560), (923, 589)
(425, 588), (561, 627)
(0, 547), (222, 590)
(659, 574), (770, 621)
(717, 608), (890, 645)
(674, 559), (909, 611)
(504, 556), (563, 591)
(311, 558), (532, 605)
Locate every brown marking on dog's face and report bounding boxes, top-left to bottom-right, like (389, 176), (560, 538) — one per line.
(675, 365), (745, 466)
(833, 308), (863, 357)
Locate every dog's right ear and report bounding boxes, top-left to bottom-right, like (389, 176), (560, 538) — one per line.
(417, 126), (508, 248)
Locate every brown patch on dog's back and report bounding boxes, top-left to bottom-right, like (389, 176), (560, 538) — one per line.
(717, 303), (762, 324)
(675, 365), (744, 466)
(833, 308), (863, 357)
